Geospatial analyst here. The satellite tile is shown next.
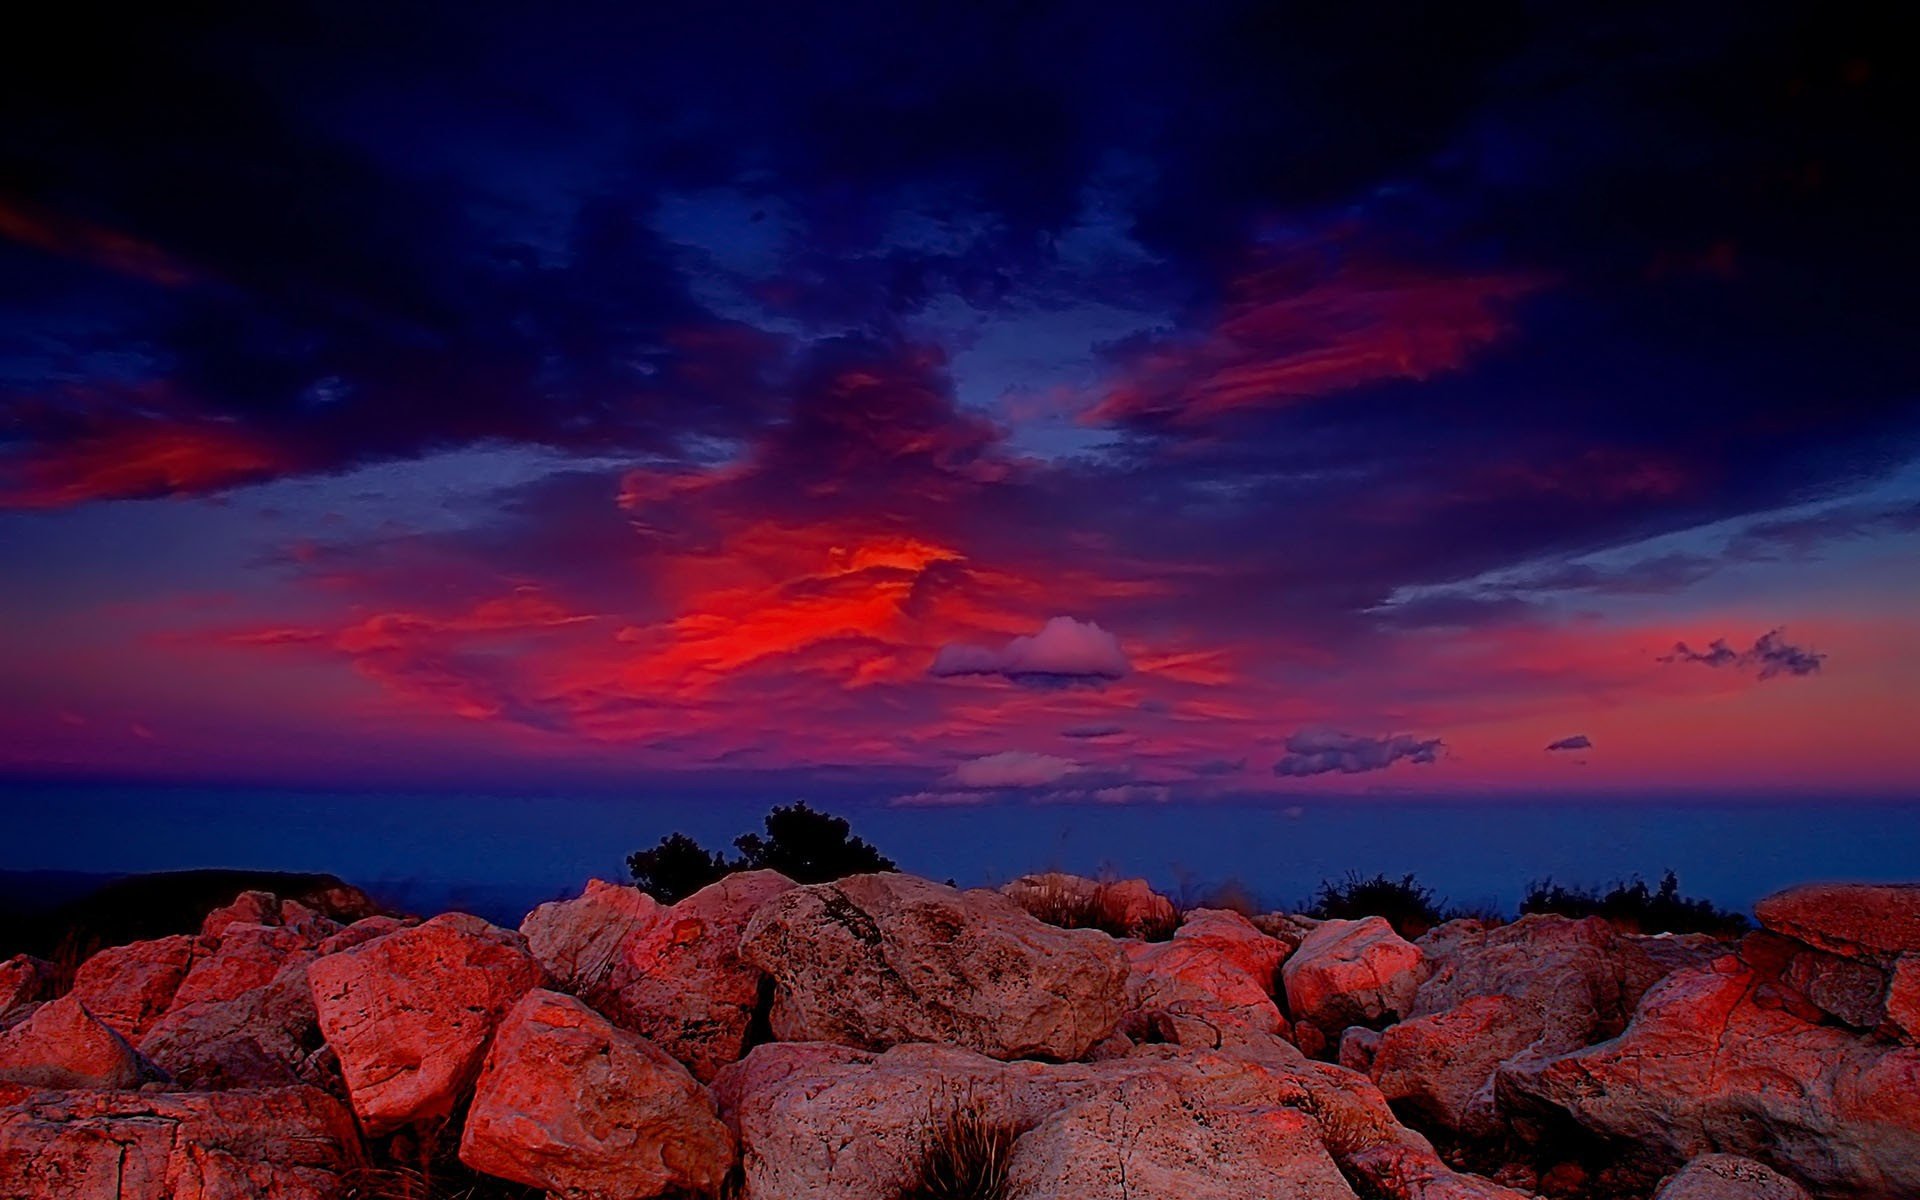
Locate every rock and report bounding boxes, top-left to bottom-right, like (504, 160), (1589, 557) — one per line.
(1339, 1026), (1381, 1074)
(308, 912), (545, 1134)
(1372, 995), (1532, 1137)
(1171, 907), (1290, 985)
(460, 989), (735, 1199)
(68, 934), (201, 1040)
(139, 957), (323, 1089)
(1122, 937), (1286, 1048)
(316, 913), (411, 955)
(1251, 912), (1320, 951)
(1369, 914), (1685, 1136)
(714, 1038), (1524, 1200)
(167, 922), (314, 1010)
(1499, 956), (1920, 1198)
(740, 873), (1127, 1061)
(0, 1083), (362, 1199)
(999, 873), (1178, 939)
(200, 890), (282, 939)
(0, 995), (157, 1089)
(1283, 916), (1424, 1041)
(1754, 883), (1920, 964)
(1655, 1154), (1811, 1200)
(0, 956), (51, 1018)
(1885, 956), (1919, 1043)
(1003, 1080), (1357, 1199)
(523, 871), (795, 1080)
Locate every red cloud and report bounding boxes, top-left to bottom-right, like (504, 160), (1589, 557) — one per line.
(1087, 250), (1540, 427)
(0, 197), (197, 288)
(2, 421), (294, 509)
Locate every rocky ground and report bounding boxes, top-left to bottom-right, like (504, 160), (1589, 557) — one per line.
(0, 870), (1914, 1200)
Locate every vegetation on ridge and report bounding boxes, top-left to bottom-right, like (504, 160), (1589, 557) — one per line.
(627, 801), (897, 904)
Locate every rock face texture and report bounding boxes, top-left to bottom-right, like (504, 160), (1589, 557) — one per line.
(0, 995), (156, 1089)
(740, 873), (1128, 1061)
(460, 989), (735, 1199)
(713, 1038), (1522, 1200)
(1753, 883), (1920, 962)
(1366, 914), (1685, 1136)
(999, 872), (1179, 939)
(1499, 954), (1920, 1199)
(0, 1083), (363, 1200)
(1283, 916), (1424, 1046)
(523, 870), (795, 1080)
(1656, 1154), (1812, 1200)
(308, 911), (545, 1134)
(69, 933), (201, 1040)
(0, 955), (51, 1019)
(1122, 914), (1289, 1048)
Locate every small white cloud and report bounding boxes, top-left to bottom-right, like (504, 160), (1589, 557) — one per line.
(951, 750), (1082, 789)
(931, 616), (1129, 687)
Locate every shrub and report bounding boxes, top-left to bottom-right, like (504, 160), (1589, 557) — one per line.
(733, 801), (897, 883)
(626, 833), (735, 906)
(1520, 870), (1747, 936)
(898, 1093), (1021, 1200)
(627, 801), (897, 903)
(1304, 872), (1441, 938)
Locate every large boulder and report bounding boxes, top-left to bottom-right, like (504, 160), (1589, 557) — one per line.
(523, 871), (795, 1080)
(1282, 916), (1424, 1046)
(713, 1038), (1525, 1200)
(1885, 956), (1920, 1043)
(1499, 955), (1920, 1199)
(1369, 914), (1691, 1136)
(1122, 938), (1286, 1048)
(999, 873), (1178, 939)
(0, 995), (156, 1089)
(139, 957), (324, 1090)
(308, 912), (545, 1134)
(739, 873), (1127, 1061)
(0, 956), (51, 1019)
(1656, 1154), (1811, 1200)
(1001, 1078), (1356, 1199)
(68, 934), (201, 1040)
(1753, 883), (1920, 964)
(0, 1083), (363, 1199)
(1171, 907), (1290, 984)
(460, 989), (735, 1199)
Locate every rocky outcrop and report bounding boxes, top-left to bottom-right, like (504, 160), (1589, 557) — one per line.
(740, 873), (1127, 1061)
(523, 870), (795, 1080)
(69, 933), (201, 1040)
(1499, 955), (1920, 1198)
(1366, 914), (1691, 1136)
(308, 912), (545, 1134)
(999, 873), (1178, 939)
(0, 995), (157, 1089)
(0, 956), (51, 1019)
(0, 1083), (363, 1200)
(460, 989), (735, 1199)
(1122, 915), (1288, 1048)
(713, 1038), (1524, 1200)
(1656, 1154), (1811, 1200)
(1283, 916), (1424, 1051)
(1753, 883), (1920, 963)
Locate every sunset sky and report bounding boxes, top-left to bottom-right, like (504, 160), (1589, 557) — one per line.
(4, 3), (1917, 808)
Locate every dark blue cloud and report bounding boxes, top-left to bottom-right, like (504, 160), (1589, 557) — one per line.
(1660, 630), (1826, 680)
(1546, 735), (1593, 752)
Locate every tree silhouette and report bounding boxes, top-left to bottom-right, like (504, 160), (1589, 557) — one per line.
(733, 801), (897, 883)
(626, 832), (734, 904)
(626, 802), (896, 903)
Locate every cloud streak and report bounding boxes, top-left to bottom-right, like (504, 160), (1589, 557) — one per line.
(1274, 730), (1444, 777)
(931, 617), (1130, 688)
(1659, 629), (1825, 681)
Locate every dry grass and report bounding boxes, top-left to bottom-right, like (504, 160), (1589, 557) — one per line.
(898, 1092), (1023, 1200)
(1017, 875), (1177, 941)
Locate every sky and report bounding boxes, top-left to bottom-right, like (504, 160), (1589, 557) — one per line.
(3, 2), (1918, 814)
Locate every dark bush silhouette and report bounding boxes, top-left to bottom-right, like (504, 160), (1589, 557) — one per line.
(625, 832), (736, 906)
(1305, 871), (1442, 938)
(733, 801), (896, 883)
(1520, 870), (1748, 936)
(626, 802), (897, 903)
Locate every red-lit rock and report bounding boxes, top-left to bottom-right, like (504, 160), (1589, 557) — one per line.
(0, 995), (155, 1089)
(68, 934), (201, 1040)
(308, 912), (544, 1134)
(460, 989), (734, 1199)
